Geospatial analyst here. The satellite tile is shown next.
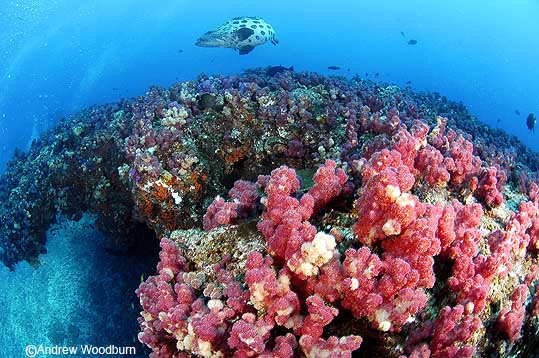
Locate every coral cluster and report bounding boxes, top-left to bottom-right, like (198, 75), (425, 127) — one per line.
(1, 69), (539, 356)
(0, 105), (136, 268)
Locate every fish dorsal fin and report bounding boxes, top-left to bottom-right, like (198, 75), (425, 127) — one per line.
(236, 27), (254, 41)
(239, 45), (255, 55)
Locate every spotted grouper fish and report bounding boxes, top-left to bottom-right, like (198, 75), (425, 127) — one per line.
(196, 16), (278, 55)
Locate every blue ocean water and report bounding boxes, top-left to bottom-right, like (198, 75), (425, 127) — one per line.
(1, 0), (539, 356)
(0, 214), (157, 357)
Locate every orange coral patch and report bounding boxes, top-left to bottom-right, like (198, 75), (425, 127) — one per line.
(152, 183), (170, 202)
(137, 194), (154, 218)
(223, 147), (245, 165)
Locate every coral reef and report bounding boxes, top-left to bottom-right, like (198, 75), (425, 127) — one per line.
(1, 69), (539, 357)
(0, 104), (136, 268)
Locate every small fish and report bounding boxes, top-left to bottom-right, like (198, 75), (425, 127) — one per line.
(515, 110), (521, 116)
(196, 16), (278, 55)
(408, 39), (418, 45)
(347, 68), (350, 72)
(197, 93), (217, 110)
(406, 80), (412, 85)
(140, 273), (145, 282)
(526, 113), (536, 133)
(327, 66), (341, 70)
(400, 31), (406, 37)
(266, 65), (294, 77)
(178, 49), (184, 53)
(365, 72), (369, 77)
(131, 302), (135, 310)
(374, 72), (379, 78)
